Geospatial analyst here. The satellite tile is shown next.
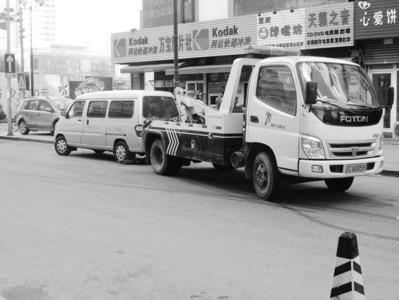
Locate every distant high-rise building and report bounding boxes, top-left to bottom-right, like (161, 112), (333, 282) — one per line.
(22, 0), (57, 50)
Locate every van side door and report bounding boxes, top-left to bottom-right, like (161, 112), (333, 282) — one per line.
(81, 100), (108, 147)
(63, 100), (85, 145)
(246, 64), (301, 173)
(106, 99), (138, 151)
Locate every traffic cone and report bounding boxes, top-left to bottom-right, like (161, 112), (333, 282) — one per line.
(330, 232), (365, 299)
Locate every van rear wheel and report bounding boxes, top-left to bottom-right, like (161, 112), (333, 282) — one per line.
(252, 151), (280, 201)
(113, 141), (131, 163)
(325, 177), (354, 192)
(150, 139), (181, 175)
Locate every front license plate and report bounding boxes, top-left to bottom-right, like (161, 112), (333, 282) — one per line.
(345, 163), (367, 174)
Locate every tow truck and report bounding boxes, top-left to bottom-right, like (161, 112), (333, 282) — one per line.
(143, 48), (391, 201)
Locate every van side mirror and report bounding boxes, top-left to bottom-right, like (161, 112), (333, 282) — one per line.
(305, 81), (318, 105)
(387, 86), (394, 106)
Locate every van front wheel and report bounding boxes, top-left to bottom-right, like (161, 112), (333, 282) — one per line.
(114, 141), (131, 163)
(150, 139), (181, 175)
(55, 135), (71, 156)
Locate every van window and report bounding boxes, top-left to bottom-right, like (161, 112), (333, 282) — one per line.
(143, 96), (179, 119)
(108, 101), (134, 118)
(87, 101), (108, 118)
(67, 101), (85, 118)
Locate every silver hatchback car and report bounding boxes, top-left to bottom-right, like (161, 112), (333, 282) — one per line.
(15, 97), (73, 135)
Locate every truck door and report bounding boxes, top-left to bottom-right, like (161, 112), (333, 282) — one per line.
(246, 64), (301, 173)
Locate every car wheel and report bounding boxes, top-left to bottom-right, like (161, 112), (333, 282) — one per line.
(113, 141), (131, 163)
(325, 177), (354, 192)
(150, 139), (181, 175)
(252, 151), (280, 201)
(19, 120), (29, 135)
(55, 135), (71, 156)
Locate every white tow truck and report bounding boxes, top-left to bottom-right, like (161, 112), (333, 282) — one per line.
(143, 51), (390, 201)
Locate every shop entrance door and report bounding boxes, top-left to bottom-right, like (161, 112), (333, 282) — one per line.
(369, 69), (397, 135)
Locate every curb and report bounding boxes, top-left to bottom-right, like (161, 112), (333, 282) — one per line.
(0, 135), (53, 145)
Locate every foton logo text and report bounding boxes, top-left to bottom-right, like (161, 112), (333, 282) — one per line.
(340, 116), (369, 123)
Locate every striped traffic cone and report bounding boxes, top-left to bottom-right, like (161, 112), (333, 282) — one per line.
(330, 232), (365, 300)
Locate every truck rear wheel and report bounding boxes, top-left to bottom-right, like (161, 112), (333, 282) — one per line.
(252, 152), (280, 201)
(150, 139), (181, 175)
(325, 177), (354, 192)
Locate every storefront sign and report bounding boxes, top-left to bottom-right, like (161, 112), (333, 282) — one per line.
(257, 9), (305, 50)
(111, 15), (257, 64)
(305, 3), (354, 49)
(354, 0), (399, 39)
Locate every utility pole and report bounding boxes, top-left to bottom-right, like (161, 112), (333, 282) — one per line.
(18, 5), (26, 97)
(173, 0), (179, 89)
(6, 0), (13, 136)
(29, 3), (34, 96)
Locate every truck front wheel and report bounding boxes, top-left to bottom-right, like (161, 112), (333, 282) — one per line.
(252, 152), (280, 201)
(150, 139), (181, 175)
(325, 177), (354, 192)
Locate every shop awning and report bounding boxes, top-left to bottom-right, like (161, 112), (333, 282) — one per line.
(120, 63), (183, 73)
(165, 64), (232, 75)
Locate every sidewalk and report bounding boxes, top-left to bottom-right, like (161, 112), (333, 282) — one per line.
(0, 122), (398, 176)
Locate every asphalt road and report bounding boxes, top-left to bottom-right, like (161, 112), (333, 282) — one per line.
(0, 140), (398, 300)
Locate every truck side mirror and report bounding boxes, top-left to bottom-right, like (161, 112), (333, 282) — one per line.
(388, 86), (394, 106)
(305, 81), (318, 105)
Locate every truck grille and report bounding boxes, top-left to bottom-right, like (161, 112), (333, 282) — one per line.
(327, 140), (376, 159)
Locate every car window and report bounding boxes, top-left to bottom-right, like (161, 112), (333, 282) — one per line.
(108, 100), (134, 118)
(67, 101), (85, 118)
(38, 100), (53, 112)
(87, 101), (108, 118)
(256, 66), (297, 116)
(27, 100), (39, 111)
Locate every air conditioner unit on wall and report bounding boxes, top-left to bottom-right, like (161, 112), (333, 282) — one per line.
(394, 122), (399, 139)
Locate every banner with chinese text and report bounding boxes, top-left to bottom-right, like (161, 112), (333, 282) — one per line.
(256, 9), (305, 50)
(305, 3), (354, 49)
(354, 0), (399, 40)
(111, 15), (257, 64)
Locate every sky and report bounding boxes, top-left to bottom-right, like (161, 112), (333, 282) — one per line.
(55, 0), (142, 54)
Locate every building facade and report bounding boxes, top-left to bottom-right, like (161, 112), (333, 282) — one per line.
(111, 0), (399, 137)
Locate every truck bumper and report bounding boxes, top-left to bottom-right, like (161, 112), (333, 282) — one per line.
(298, 156), (384, 179)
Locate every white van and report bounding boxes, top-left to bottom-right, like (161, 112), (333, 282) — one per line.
(54, 90), (179, 162)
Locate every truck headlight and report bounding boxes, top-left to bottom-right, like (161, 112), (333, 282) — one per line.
(301, 135), (326, 159)
(376, 134), (383, 154)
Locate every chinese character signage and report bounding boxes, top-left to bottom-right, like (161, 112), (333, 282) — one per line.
(257, 9), (305, 50)
(112, 15), (257, 64)
(305, 3), (354, 49)
(354, 0), (399, 39)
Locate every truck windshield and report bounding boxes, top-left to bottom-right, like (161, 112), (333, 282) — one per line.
(143, 96), (179, 119)
(297, 62), (379, 109)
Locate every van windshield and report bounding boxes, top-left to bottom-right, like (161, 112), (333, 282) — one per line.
(143, 96), (179, 119)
